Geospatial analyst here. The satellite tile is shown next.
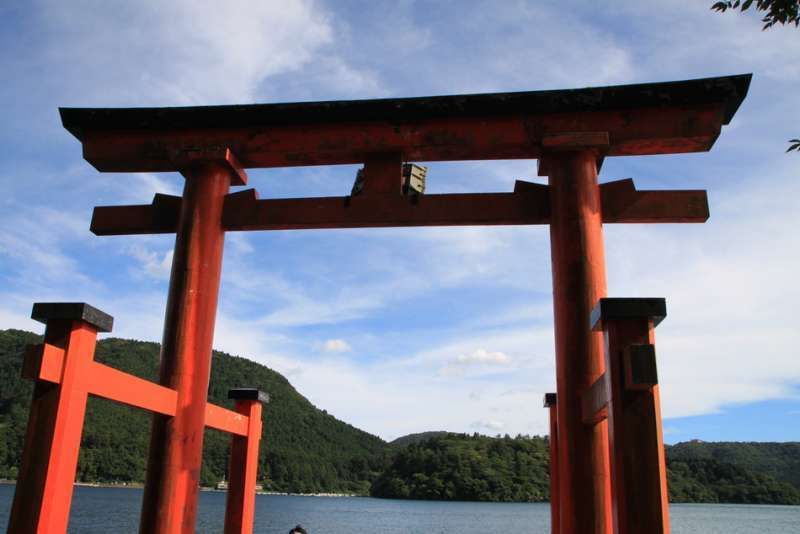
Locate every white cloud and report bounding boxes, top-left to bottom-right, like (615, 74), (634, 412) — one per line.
(441, 349), (513, 376)
(605, 157), (800, 420)
(454, 349), (511, 366)
(127, 245), (173, 280)
(37, 0), (337, 105)
(322, 339), (351, 353)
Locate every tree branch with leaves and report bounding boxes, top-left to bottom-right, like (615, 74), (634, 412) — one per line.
(712, 0), (799, 29)
(712, 1), (799, 151)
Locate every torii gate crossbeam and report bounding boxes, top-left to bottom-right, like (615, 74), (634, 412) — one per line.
(53, 74), (749, 534)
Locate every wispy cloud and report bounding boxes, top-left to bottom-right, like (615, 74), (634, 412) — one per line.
(322, 339), (351, 353)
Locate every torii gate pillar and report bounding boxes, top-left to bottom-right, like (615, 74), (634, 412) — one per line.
(544, 149), (613, 534)
(140, 155), (245, 533)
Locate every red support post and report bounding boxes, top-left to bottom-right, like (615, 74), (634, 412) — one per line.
(361, 153), (404, 195)
(8, 303), (113, 534)
(224, 389), (269, 534)
(591, 298), (670, 534)
(544, 393), (560, 534)
(140, 159), (240, 534)
(543, 150), (613, 534)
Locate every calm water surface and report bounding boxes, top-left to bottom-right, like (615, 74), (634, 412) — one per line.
(0, 484), (798, 533)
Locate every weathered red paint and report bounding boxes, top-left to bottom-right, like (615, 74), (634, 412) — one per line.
(8, 320), (99, 534)
(77, 105), (726, 172)
(224, 399), (264, 534)
(361, 153), (404, 195)
(545, 150), (613, 534)
(89, 185), (709, 236)
(140, 161), (231, 534)
(599, 313), (670, 533)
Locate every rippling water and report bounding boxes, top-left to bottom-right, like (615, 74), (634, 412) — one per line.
(0, 484), (798, 533)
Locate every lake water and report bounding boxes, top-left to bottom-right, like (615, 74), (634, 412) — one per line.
(0, 485), (798, 533)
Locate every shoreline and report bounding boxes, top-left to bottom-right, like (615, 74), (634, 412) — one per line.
(0, 480), (357, 497)
(2, 481), (797, 506)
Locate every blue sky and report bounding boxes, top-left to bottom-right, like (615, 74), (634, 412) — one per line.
(1, 0), (799, 443)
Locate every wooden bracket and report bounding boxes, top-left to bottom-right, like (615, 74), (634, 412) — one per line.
(582, 375), (609, 425)
(537, 132), (609, 176)
(175, 146), (248, 185)
(624, 344), (658, 390)
(600, 178), (709, 223)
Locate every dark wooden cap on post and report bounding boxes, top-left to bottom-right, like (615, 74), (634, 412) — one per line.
(31, 302), (114, 333)
(543, 392), (557, 408)
(590, 298), (666, 332)
(228, 388), (270, 404)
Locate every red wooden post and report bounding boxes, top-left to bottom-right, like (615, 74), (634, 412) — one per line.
(8, 303), (113, 534)
(591, 298), (670, 534)
(361, 153), (404, 195)
(224, 389), (269, 534)
(543, 149), (613, 534)
(544, 393), (560, 534)
(140, 155), (244, 534)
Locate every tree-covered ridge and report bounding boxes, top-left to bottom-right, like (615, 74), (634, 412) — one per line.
(667, 456), (800, 504)
(389, 431), (453, 448)
(0, 329), (389, 493)
(1, 329), (800, 505)
(372, 434), (552, 502)
(667, 440), (800, 489)
(371, 433), (800, 504)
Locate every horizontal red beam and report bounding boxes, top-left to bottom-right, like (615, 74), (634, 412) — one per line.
(223, 188), (551, 231)
(25, 343), (248, 436)
(600, 179), (708, 223)
(77, 105), (726, 173)
(206, 402), (249, 437)
(91, 193), (181, 235)
(90, 179), (708, 235)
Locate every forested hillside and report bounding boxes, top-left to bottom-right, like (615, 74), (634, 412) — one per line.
(372, 434), (552, 502)
(373, 433), (800, 504)
(1, 328), (799, 504)
(667, 440), (800, 490)
(0, 329), (389, 493)
(667, 456), (800, 504)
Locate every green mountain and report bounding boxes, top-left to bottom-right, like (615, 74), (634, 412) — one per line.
(371, 433), (800, 504)
(0, 329), (389, 494)
(667, 455), (800, 504)
(667, 440), (800, 489)
(1, 328), (799, 505)
(372, 433), (552, 502)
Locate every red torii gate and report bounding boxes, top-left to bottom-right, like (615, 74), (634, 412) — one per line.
(18, 74), (749, 533)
